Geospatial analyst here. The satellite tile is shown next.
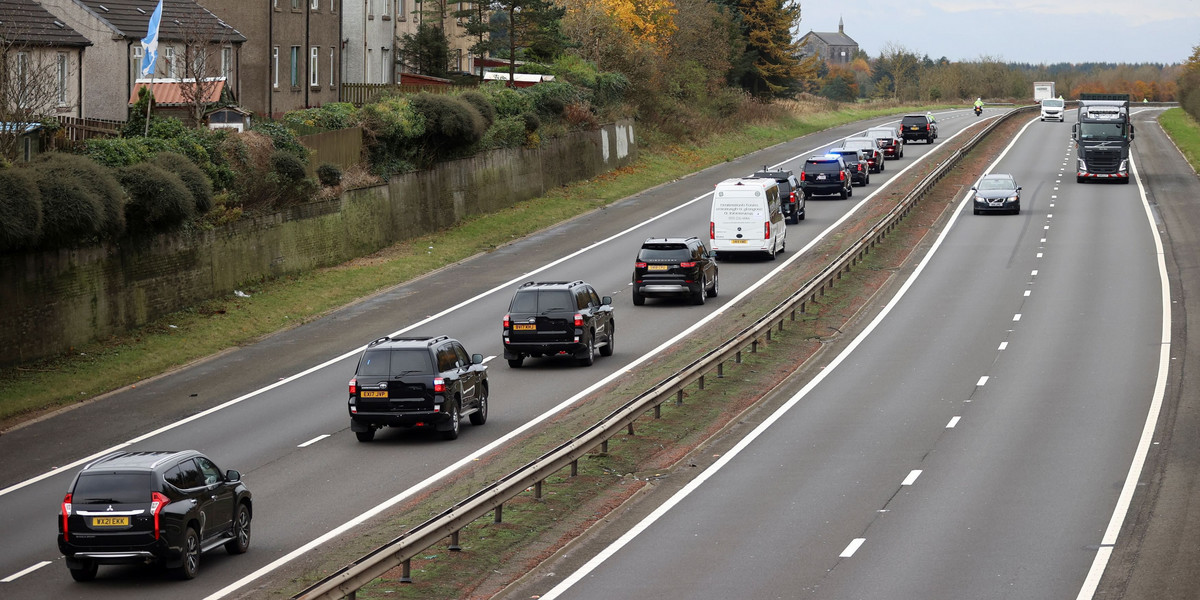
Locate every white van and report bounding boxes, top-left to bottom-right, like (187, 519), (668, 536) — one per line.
(1040, 98), (1065, 122)
(710, 178), (786, 260)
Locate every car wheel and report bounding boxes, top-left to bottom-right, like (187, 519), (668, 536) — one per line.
(798, 208), (805, 221)
(865, 173), (870, 185)
(632, 289), (645, 306)
(579, 336), (595, 367)
(600, 327), (614, 357)
(847, 185), (853, 198)
(507, 356), (523, 368)
(707, 272), (719, 298)
(225, 503), (252, 555)
(839, 186), (848, 199)
(442, 400), (460, 440)
(174, 527), (201, 580)
(355, 429), (375, 442)
(692, 279), (707, 305)
(470, 383), (488, 425)
(69, 560), (98, 582)
(879, 160), (885, 172)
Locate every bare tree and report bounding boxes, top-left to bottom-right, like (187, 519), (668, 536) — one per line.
(169, 13), (236, 127)
(0, 19), (75, 160)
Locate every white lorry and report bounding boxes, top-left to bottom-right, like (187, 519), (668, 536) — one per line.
(1034, 82), (1056, 101)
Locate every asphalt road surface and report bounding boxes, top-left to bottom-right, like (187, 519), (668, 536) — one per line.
(0, 109), (993, 598)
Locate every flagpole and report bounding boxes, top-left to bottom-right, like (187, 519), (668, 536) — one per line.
(140, 0), (164, 136)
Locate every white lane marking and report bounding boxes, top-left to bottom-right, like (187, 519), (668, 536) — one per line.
(902, 470), (922, 486)
(1, 561), (51, 583)
(1013, 314), (1022, 321)
(1024, 290), (1031, 297)
(1076, 154), (1171, 600)
(297, 435), (330, 448)
(481, 355), (496, 364)
(1037, 253), (1044, 258)
(1032, 270), (1039, 276)
(841, 538), (867, 558)
(1044, 225), (1051, 230)
(1048, 214), (1054, 218)
(977, 376), (989, 386)
(999, 342), (1008, 350)
(204, 116), (995, 600)
(947, 416), (961, 428)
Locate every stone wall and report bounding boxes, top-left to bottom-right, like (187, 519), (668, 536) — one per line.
(0, 121), (636, 367)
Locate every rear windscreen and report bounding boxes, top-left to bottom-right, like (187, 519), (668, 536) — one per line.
(72, 472), (152, 504)
(509, 289), (574, 313)
(358, 349), (434, 377)
(901, 117), (925, 126)
(806, 162), (842, 173)
(639, 245), (690, 260)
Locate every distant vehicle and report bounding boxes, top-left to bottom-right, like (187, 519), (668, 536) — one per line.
(710, 178), (787, 260)
(58, 450), (252, 582)
(839, 137), (885, 172)
(502, 281), (615, 367)
(744, 166), (805, 224)
(1040, 98), (1065, 122)
(826, 149), (870, 186)
(864, 126), (904, 159)
(631, 237), (718, 306)
(1074, 93), (1133, 183)
(800, 155), (852, 199)
(900, 114), (938, 143)
(348, 335), (488, 440)
(971, 173), (1022, 215)
(1034, 81), (1056, 101)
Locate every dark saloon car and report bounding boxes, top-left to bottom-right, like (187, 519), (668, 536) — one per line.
(900, 114), (938, 144)
(632, 237), (718, 306)
(827, 149), (870, 186)
(502, 280), (615, 367)
(800, 155), (852, 199)
(840, 137), (885, 172)
(971, 173), (1022, 214)
(348, 335), (488, 441)
(58, 450), (252, 581)
(865, 126), (905, 159)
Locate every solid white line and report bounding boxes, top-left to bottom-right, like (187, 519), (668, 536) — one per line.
(1075, 153), (1171, 599)
(481, 355), (496, 364)
(902, 470), (922, 486)
(0, 561), (51, 583)
(947, 416), (961, 428)
(536, 118), (997, 600)
(297, 435), (330, 448)
(977, 376), (989, 386)
(840, 538), (867, 558)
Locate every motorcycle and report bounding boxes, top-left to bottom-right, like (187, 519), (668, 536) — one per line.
(974, 105), (982, 116)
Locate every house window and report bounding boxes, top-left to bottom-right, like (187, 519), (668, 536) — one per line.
(272, 0), (278, 8)
(16, 52), (28, 87)
(367, 0), (373, 17)
(331, 0), (336, 11)
(310, 46), (319, 86)
(57, 53), (68, 105)
(366, 49), (373, 83)
(272, 46), (279, 88)
(381, 48), (389, 83)
(221, 47), (232, 80)
(455, 48), (462, 72)
(383, 0), (391, 17)
(290, 46), (300, 87)
(164, 46), (176, 77)
(311, 0), (318, 8)
(329, 47), (335, 87)
(132, 46), (143, 80)
(291, 0), (301, 9)
(397, 0), (405, 19)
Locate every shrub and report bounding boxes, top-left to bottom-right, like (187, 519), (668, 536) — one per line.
(521, 112), (541, 133)
(269, 150), (316, 205)
(0, 168), (42, 251)
(478, 82), (532, 117)
(316, 163), (342, 187)
(526, 81), (579, 117)
(153, 152), (214, 214)
(83, 136), (174, 168)
(410, 93), (487, 161)
(358, 95), (426, 177)
(118, 162), (195, 234)
(480, 116), (529, 149)
(563, 101), (599, 130)
(459, 91), (497, 129)
(251, 121), (310, 163)
(271, 150), (308, 184)
(283, 102), (359, 130)
(29, 152), (125, 242)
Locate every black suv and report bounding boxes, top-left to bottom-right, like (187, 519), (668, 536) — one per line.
(745, 166), (805, 223)
(58, 450), (252, 581)
(348, 335), (488, 441)
(900, 114), (938, 143)
(827, 149), (870, 186)
(502, 280), (615, 367)
(800, 155), (853, 199)
(632, 237), (718, 306)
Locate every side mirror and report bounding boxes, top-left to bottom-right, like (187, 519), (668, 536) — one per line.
(601, 296), (612, 306)
(472, 353), (483, 365)
(225, 470), (241, 482)
(1072, 123), (1078, 136)
(969, 187), (978, 192)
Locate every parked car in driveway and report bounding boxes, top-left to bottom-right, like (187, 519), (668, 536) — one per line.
(840, 137), (885, 172)
(971, 173), (1022, 214)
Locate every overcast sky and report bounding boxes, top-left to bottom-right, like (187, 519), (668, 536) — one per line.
(799, 1), (1200, 65)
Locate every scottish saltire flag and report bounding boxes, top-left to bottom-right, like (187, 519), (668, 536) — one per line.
(140, 0), (164, 77)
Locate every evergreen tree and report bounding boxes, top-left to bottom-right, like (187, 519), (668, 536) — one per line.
(397, 22), (451, 77)
(730, 0), (815, 97)
(492, 0), (568, 83)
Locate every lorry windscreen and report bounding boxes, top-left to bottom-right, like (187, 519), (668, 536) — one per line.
(1078, 122), (1125, 140)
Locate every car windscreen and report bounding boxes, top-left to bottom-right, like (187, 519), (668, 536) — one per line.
(638, 245), (691, 261)
(72, 472), (152, 504)
(1042, 100), (1064, 108)
(977, 178), (1014, 191)
(358, 348), (434, 377)
(509, 289), (575, 313)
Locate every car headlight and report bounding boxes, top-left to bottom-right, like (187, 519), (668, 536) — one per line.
(1007, 194), (1019, 203)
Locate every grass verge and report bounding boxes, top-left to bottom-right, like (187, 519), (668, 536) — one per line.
(1159, 108), (1200, 172)
(0, 101), (943, 430)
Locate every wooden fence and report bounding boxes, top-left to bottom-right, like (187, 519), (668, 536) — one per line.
(340, 82), (461, 105)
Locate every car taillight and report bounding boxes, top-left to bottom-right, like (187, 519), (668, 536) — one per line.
(799, 171), (806, 182)
(680, 261), (696, 268)
(636, 262), (647, 268)
(502, 313), (510, 328)
(61, 493), (72, 541)
(789, 191), (796, 204)
(348, 378), (357, 394)
(151, 492), (169, 540)
(433, 377), (446, 393)
(840, 170), (846, 181)
(574, 313), (584, 327)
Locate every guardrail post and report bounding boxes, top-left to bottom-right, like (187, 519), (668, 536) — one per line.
(735, 350), (742, 364)
(400, 559), (412, 583)
(717, 362), (724, 378)
(698, 375), (705, 390)
(766, 328), (772, 342)
(778, 321), (785, 333)
(654, 404), (661, 418)
(534, 480), (543, 500)
(627, 422), (635, 435)
(494, 504), (503, 524)
(601, 439), (609, 454)
(676, 390), (684, 405)
(571, 460), (578, 477)
(449, 531), (461, 552)
(751, 340), (759, 353)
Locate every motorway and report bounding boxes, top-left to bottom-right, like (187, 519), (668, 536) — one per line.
(515, 109), (1182, 600)
(0, 108), (994, 598)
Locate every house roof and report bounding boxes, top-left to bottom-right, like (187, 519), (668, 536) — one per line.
(0, 0), (92, 47)
(129, 77), (225, 105)
(803, 30), (857, 47)
(71, 0), (245, 44)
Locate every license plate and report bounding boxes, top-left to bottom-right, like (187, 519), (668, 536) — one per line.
(910, 126), (919, 130)
(817, 174), (827, 180)
(92, 516), (128, 527)
(360, 390), (388, 398)
(731, 240), (748, 244)
(513, 324), (536, 331)
(647, 265), (668, 271)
